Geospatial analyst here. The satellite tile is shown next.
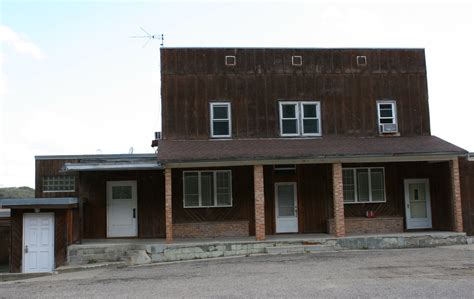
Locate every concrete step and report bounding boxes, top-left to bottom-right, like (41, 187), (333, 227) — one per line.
(265, 244), (335, 255)
(125, 250), (152, 265)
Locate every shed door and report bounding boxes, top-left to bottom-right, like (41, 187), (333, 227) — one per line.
(23, 213), (54, 273)
(107, 181), (138, 237)
(275, 183), (298, 233)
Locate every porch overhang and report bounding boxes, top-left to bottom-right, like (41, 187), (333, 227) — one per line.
(0, 197), (78, 209)
(157, 135), (467, 168)
(63, 162), (163, 172)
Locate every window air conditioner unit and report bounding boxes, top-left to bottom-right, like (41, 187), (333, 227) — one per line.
(380, 123), (398, 133)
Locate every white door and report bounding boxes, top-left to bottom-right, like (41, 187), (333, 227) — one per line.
(107, 181), (138, 237)
(23, 213), (54, 273)
(275, 183), (298, 233)
(404, 179), (432, 229)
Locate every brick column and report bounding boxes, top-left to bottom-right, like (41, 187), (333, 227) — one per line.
(165, 168), (173, 243)
(254, 165), (265, 241)
(332, 163), (346, 237)
(450, 159), (463, 233)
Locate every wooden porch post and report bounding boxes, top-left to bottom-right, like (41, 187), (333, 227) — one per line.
(450, 158), (464, 232)
(165, 168), (173, 243)
(332, 163), (346, 237)
(254, 165), (266, 241)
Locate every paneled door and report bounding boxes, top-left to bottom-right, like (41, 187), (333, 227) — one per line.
(404, 179), (432, 229)
(23, 213), (54, 273)
(107, 181), (138, 237)
(275, 182), (298, 233)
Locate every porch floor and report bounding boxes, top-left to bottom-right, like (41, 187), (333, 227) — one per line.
(80, 231), (462, 246)
(68, 231), (467, 266)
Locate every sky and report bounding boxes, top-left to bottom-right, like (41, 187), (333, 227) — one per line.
(0, 0), (473, 188)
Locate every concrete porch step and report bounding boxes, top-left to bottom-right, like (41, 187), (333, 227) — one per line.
(125, 250), (152, 265)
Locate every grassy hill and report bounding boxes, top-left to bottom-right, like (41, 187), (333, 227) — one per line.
(0, 187), (35, 199)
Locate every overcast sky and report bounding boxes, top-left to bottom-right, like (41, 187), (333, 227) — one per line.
(1, 0), (473, 188)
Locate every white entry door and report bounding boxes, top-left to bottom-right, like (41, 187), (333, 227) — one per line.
(275, 183), (298, 233)
(404, 179), (432, 229)
(23, 213), (54, 273)
(107, 181), (138, 237)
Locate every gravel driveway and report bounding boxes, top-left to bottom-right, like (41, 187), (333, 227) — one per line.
(1, 245), (474, 298)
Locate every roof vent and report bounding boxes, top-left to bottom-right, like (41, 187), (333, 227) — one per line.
(292, 56), (302, 66)
(225, 56), (236, 66)
(356, 55), (367, 66)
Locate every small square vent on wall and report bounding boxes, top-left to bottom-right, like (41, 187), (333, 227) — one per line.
(292, 55), (303, 66)
(356, 55), (367, 66)
(225, 55), (236, 66)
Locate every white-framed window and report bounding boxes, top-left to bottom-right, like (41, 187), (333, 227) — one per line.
(377, 100), (398, 132)
(279, 101), (321, 137)
(342, 167), (386, 203)
(210, 102), (231, 138)
(43, 175), (75, 192)
(292, 55), (302, 66)
(225, 56), (236, 66)
(183, 170), (232, 208)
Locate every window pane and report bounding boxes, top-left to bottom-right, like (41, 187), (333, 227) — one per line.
(184, 173), (199, 207)
(380, 118), (394, 124)
(112, 186), (132, 199)
(357, 169), (370, 202)
(343, 169), (355, 202)
(216, 172), (231, 206)
(213, 105), (228, 119)
(379, 104), (392, 110)
(303, 119), (319, 134)
(277, 185), (295, 216)
(380, 109), (393, 118)
(213, 121), (229, 136)
(282, 119), (298, 134)
(200, 172), (214, 206)
(370, 169), (384, 202)
(303, 104), (317, 118)
(282, 104), (296, 118)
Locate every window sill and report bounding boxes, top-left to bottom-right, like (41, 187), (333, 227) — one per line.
(183, 205), (233, 209)
(43, 190), (75, 193)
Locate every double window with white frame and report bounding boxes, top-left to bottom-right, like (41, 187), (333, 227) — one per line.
(377, 100), (398, 133)
(183, 170), (232, 208)
(210, 102), (231, 138)
(342, 167), (386, 203)
(279, 101), (321, 137)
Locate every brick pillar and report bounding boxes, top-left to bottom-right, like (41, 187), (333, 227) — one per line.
(332, 163), (346, 237)
(165, 168), (173, 243)
(254, 165), (265, 241)
(450, 159), (463, 232)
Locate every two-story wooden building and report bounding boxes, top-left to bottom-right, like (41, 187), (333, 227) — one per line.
(1, 48), (474, 273)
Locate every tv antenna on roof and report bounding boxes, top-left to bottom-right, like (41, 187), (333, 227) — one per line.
(130, 27), (164, 48)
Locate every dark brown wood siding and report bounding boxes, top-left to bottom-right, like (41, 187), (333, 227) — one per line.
(10, 210), (68, 273)
(79, 170), (165, 239)
(171, 167), (256, 236)
(460, 157), (474, 236)
(35, 159), (79, 198)
(161, 48), (429, 140)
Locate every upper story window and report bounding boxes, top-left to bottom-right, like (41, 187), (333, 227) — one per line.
(343, 167), (385, 203)
(210, 102), (231, 138)
(43, 175), (75, 193)
(377, 100), (398, 134)
(183, 170), (232, 208)
(279, 101), (321, 137)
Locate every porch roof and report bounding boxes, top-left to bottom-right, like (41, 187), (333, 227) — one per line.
(157, 135), (467, 167)
(0, 197), (78, 209)
(63, 161), (163, 172)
